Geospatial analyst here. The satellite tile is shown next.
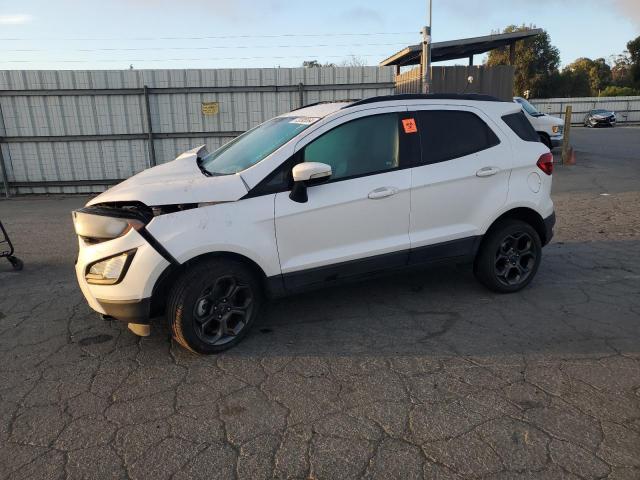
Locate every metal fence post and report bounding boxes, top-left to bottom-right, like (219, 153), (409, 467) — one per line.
(0, 143), (9, 198)
(298, 83), (304, 108)
(626, 99), (631, 123)
(0, 102), (9, 198)
(561, 106), (572, 165)
(143, 86), (157, 167)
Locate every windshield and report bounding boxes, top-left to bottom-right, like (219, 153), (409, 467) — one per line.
(199, 116), (319, 175)
(515, 98), (543, 117)
(592, 109), (610, 115)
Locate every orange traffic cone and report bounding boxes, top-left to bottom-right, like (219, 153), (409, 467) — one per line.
(563, 147), (576, 165)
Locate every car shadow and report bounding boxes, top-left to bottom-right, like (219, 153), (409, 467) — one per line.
(147, 238), (640, 361)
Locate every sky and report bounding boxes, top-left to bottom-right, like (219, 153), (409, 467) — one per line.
(0, 0), (639, 70)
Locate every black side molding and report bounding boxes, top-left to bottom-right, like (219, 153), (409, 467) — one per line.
(543, 212), (556, 246)
(408, 236), (480, 266)
(270, 236), (480, 295)
(138, 228), (180, 266)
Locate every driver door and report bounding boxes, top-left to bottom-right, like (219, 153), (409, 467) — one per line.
(274, 107), (414, 290)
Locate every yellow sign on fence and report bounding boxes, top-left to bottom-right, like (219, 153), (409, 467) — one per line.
(201, 102), (219, 116)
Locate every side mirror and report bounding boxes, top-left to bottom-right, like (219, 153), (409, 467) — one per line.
(292, 162), (332, 182)
(289, 162), (332, 203)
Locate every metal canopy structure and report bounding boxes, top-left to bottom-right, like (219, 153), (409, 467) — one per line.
(380, 29), (543, 68)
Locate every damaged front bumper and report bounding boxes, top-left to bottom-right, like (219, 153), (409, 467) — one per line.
(73, 205), (172, 332)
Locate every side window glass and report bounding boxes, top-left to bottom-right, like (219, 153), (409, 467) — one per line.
(502, 112), (539, 142)
(248, 155), (299, 197)
(303, 113), (399, 181)
(416, 110), (500, 165)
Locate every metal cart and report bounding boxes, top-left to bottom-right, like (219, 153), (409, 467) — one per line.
(0, 220), (23, 271)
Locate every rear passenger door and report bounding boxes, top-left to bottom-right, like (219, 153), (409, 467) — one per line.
(408, 106), (511, 262)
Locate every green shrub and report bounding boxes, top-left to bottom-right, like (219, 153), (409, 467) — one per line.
(600, 86), (639, 97)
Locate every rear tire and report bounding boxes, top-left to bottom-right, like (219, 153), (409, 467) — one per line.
(474, 220), (542, 293)
(167, 258), (263, 354)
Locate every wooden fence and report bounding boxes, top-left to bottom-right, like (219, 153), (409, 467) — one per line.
(396, 65), (515, 101)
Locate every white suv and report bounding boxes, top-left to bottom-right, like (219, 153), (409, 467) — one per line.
(73, 94), (556, 354)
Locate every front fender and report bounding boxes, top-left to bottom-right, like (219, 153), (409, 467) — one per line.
(145, 196), (280, 278)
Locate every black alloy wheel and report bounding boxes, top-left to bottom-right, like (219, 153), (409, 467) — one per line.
(474, 220), (542, 293)
(192, 275), (254, 346)
(168, 258), (262, 354)
(494, 231), (537, 287)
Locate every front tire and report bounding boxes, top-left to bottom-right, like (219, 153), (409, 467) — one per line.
(167, 258), (263, 354)
(474, 220), (542, 293)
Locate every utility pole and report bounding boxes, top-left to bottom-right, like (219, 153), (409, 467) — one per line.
(421, 0), (432, 93)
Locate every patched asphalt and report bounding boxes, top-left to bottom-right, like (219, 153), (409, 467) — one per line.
(0, 127), (639, 479)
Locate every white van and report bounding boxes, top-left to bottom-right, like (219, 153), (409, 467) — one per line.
(514, 97), (564, 149)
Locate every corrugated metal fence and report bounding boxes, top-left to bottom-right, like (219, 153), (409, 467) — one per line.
(530, 96), (640, 124)
(395, 65), (515, 101)
(0, 67), (395, 195)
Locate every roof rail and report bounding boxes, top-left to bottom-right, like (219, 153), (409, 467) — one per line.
(343, 93), (506, 109)
(290, 99), (360, 112)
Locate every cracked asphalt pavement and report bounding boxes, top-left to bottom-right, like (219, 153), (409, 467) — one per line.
(1, 127), (639, 479)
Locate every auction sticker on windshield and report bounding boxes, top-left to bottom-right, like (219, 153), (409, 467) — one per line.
(290, 117), (320, 125)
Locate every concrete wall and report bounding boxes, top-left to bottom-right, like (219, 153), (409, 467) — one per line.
(0, 67), (395, 194)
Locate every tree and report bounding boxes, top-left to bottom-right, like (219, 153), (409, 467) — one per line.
(627, 35), (640, 88)
(562, 57), (612, 95)
(600, 85), (639, 96)
(302, 60), (336, 68)
(557, 68), (591, 97)
(610, 53), (632, 86)
(340, 55), (368, 67)
(486, 25), (560, 98)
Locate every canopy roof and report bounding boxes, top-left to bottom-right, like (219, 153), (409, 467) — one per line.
(380, 29), (543, 67)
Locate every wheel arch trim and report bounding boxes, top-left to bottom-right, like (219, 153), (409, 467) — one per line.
(149, 250), (272, 318)
(482, 206), (550, 246)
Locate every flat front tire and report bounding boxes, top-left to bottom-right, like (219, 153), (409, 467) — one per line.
(474, 220), (542, 293)
(167, 258), (263, 354)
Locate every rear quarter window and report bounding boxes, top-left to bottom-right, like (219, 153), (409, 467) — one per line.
(502, 112), (539, 142)
(415, 110), (501, 165)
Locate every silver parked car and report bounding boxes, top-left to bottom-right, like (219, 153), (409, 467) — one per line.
(584, 109), (616, 127)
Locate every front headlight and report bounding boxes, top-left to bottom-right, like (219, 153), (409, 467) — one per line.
(72, 209), (146, 242)
(552, 125), (560, 134)
(85, 250), (136, 285)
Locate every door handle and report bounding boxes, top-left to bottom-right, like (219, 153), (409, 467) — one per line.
(368, 186), (399, 199)
(476, 166), (500, 177)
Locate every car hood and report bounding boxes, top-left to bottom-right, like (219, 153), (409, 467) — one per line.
(87, 145), (249, 207)
(537, 114), (563, 127)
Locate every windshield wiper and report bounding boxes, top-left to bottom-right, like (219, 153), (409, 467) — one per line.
(196, 157), (212, 177)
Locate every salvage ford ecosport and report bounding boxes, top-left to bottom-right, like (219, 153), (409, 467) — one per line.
(73, 94), (556, 354)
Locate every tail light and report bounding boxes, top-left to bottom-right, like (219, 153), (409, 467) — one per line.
(536, 152), (553, 175)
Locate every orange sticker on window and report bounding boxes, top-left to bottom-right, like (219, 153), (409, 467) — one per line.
(402, 118), (418, 133)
